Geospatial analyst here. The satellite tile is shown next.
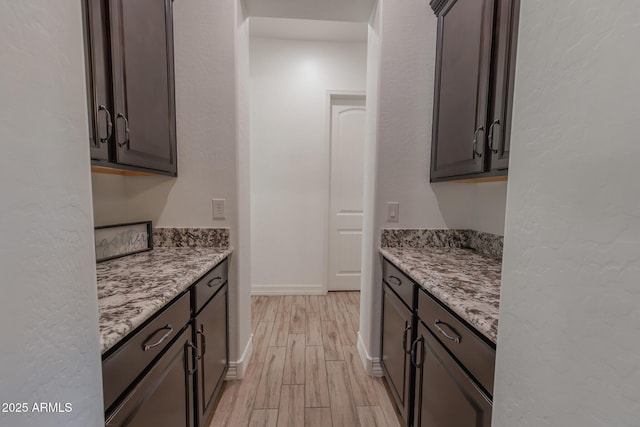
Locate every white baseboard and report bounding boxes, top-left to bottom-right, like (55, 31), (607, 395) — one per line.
(226, 335), (253, 380)
(357, 331), (383, 377)
(251, 284), (325, 296)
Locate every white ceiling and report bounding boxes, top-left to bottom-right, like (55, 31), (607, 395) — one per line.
(249, 17), (368, 43)
(244, 0), (376, 23)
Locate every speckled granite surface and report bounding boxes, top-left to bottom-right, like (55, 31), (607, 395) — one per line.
(381, 229), (503, 259)
(380, 246), (501, 343)
(97, 247), (232, 354)
(464, 230), (503, 260)
(381, 229), (467, 249)
(153, 228), (230, 248)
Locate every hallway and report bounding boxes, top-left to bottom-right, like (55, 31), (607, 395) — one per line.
(211, 293), (402, 426)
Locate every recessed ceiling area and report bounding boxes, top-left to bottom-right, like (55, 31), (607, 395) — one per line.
(249, 17), (368, 42)
(244, 0), (376, 23)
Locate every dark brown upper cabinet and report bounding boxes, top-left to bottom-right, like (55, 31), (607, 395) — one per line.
(83, 0), (177, 176)
(429, 0), (519, 182)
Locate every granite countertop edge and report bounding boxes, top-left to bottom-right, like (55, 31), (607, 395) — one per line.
(98, 246), (233, 355)
(379, 246), (500, 344)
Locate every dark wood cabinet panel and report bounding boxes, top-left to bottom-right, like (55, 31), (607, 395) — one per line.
(109, 0), (177, 175)
(105, 326), (195, 427)
(195, 284), (229, 427)
(102, 293), (191, 413)
(84, 0), (177, 176)
(380, 283), (414, 424)
(103, 258), (230, 427)
(488, 0), (520, 171)
(84, 0), (112, 161)
(382, 260), (415, 310)
(430, 0), (520, 182)
(417, 289), (495, 395)
(431, 0), (496, 180)
(380, 257), (496, 426)
(413, 321), (492, 427)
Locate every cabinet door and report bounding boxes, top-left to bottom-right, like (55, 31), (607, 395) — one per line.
(488, 0), (520, 171)
(413, 322), (492, 427)
(84, 0), (112, 161)
(430, 0), (496, 180)
(109, 0), (177, 175)
(380, 284), (413, 423)
(105, 326), (195, 427)
(195, 284), (229, 426)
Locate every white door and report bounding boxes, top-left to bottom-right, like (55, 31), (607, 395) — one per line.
(328, 95), (366, 291)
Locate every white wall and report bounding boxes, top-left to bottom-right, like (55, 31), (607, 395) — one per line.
(493, 2), (640, 426)
(359, 0), (382, 371)
(359, 0), (476, 369)
(471, 181), (507, 235)
(90, 0), (253, 376)
(249, 36), (367, 292)
(234, 0), (254, 374)
(91, 174), (129, 226)
(0, 2), (103, 426)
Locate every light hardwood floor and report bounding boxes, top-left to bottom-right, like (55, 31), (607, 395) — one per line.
(210, 293), (403, 427)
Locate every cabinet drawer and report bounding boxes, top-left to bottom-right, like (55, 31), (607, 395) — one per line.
(417, 288), (495, 395)
(194, 259), (228, 313)
(382, 259), (414, 309)
(105, 325), (194, 427)
(103, 292), (190, 412)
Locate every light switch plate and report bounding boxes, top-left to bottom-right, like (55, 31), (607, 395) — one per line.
(212, 199), (226, 220)
(387, 202), (399, 223)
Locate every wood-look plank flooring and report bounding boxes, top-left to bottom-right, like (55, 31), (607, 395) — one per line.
(211, 292), (402, 427)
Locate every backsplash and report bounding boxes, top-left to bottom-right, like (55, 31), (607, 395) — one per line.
(153, 228), (230, 248)
(381, 229), (503, 259)
(464, 230), (503, 260)
(380, 229), (467, 249)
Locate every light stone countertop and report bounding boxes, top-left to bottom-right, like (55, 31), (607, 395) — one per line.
(379, 247), (501, 343)
(97, 247), (232, 354)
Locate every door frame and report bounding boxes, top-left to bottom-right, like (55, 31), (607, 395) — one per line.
(323, 90), (367, 294)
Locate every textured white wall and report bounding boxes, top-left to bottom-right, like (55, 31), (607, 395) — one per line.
(234, 0), (254, 372)
(91, 174), (129, 226)
(359, 0), (382, 368)
(472, 181), (507, 236)
(0, 2), (103, 426)
(359, 0), (475, 367)
(493, 2), (640, 426)
(249, 37), (367, 291)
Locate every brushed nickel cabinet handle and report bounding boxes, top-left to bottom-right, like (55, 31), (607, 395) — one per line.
(197, 327), (206, 356)
(116, 113), (130, 148)
(187, 342), (199, 375)
(488, 119), (501, 154)
(410, 336), (425, 368)
(207, 276), (223, 288)
(388, 275), (402, 286)
(434, 319), (461, 343)
(98, 104), (113, 144)
(142, 324), (173, 351)
(473, 126), (485, 158)
(402, 323), (412, 354)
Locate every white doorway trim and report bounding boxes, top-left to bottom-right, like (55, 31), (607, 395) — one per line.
(323, 90), (367, 294)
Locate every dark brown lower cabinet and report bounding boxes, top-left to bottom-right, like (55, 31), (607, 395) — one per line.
(105, 325), (196, 427)
(194, 283), (229, 427)
(380, 258), (495, 427)
(412, 321), (492, 427)
(103, 258), (230, 427)
(380, 283), (413, 423)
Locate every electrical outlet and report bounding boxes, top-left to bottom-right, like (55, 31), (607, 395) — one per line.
(387, 202), (399, 223)
(212, 199), (226, 220)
